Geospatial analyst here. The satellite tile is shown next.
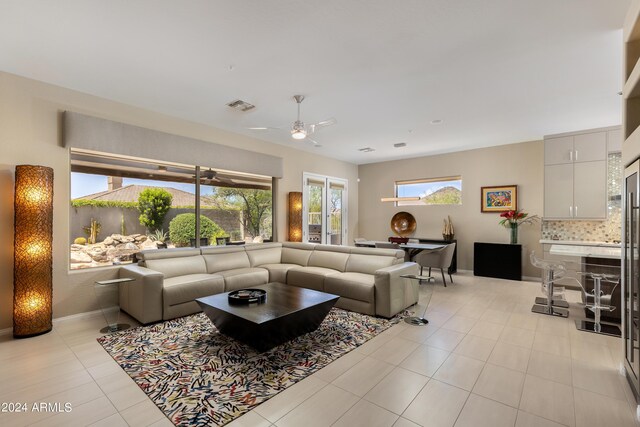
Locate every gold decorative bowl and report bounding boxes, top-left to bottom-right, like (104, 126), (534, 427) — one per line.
(390, 212), (416, 237)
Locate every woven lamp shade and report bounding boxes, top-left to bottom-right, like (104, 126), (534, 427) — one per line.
(288, 192), (303, 242)
(13, 165), (54, 338)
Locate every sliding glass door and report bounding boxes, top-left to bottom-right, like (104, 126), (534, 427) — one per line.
(302, 173), (347, 245)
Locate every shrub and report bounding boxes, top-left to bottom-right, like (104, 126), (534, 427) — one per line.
(169, 214), (226, 247)
(148, 229), (168, 242)
(138, 188), (173, 232)
(71, 199), (137, 209)
(74, 237), (87, 245)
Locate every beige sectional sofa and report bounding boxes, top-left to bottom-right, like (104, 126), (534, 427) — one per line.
(118, 242), (419, 324)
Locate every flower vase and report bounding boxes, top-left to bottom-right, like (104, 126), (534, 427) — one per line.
(509, 223), (519, 244)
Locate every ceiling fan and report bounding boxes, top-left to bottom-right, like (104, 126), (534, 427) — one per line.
(194, 169), (235, 185)
(249, 95), (336, 146)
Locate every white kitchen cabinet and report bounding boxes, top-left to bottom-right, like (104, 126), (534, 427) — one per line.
(543, 128), (612, 219)
(544, 136), (574, 165)
(544, 159), (606, 219)
(573, 161), (607, 218)
(608, 128), (622, 152)
(573, 132), (606, 162)
(544, 164), (574, 218)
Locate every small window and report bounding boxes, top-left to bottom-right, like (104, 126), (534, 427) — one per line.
(395, 176), (462, 206)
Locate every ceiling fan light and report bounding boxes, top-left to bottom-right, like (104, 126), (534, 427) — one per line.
(291, 129), (307, 140)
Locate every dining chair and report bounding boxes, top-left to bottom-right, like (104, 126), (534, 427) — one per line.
(413, 243), (456, 286)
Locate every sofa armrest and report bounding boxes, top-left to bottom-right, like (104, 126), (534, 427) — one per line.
(374, 262), (419, 318)
(119, 265), (164, 324)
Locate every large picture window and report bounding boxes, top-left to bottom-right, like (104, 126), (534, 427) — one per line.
(69, 150), (273, 270)
(395, 176), (462, 206)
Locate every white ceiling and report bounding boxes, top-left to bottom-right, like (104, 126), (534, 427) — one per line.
(0, 0), (630, 164)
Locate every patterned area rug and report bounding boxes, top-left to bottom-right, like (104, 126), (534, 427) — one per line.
(97, 308), (400, 426)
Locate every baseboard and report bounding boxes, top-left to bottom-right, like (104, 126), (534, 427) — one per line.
(53, 309), (103, 324)
(0, 309), (103, 337)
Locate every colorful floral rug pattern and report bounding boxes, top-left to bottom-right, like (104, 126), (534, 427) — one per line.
(97, 308), (399, 426)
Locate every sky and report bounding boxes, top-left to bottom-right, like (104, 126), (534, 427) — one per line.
(397, 179), (462, 198)
(71, 173), (215, 199)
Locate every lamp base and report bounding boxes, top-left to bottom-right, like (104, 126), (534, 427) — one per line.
(13, 327), (52, 339)
(100, 323), (131, 334)
(404, 317), (429, 326)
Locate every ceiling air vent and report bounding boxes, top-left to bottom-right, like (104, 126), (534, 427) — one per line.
(226, 99), (255, 112)
(394, 142), (407, 148)
(358, 147), (375, 153)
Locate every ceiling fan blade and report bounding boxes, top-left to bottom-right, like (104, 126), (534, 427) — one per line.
(247, 126), (287, 131)
(308, 117), (336, 134)
(315, 117), (337, 127)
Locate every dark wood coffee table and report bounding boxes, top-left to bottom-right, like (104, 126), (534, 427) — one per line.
(196, 282), (339, 352)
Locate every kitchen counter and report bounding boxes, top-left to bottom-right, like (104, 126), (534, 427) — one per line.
(539, 239), (621, 248)
(548, 244), (621, 259)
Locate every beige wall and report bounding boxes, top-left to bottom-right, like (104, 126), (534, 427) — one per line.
(357, 140), (544, 278)
(0, 72), (358, 330)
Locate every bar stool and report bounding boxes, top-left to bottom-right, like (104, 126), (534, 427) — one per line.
(574, 268), (621, 337)
(529, 252), (569, 317)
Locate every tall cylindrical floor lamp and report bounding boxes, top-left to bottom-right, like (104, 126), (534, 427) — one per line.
(288, 192), (303, 242)
(13, 165), (54, 338)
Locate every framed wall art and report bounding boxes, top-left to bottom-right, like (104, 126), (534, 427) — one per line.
(481, 185), (517, 212)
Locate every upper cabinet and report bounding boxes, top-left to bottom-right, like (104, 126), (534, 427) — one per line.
(608, 128), (623, 153)
(624, 0), (640, 166)
(544, 132), (606, 166)
(543, 127), (618, 220)
(544, 136), (574, 165)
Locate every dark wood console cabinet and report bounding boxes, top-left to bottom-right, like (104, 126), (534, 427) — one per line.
(473, 242), (521, 281)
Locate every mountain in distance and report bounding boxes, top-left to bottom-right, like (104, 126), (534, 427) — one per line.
(422, 186), (461, 205)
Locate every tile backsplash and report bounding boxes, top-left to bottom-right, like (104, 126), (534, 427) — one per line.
(541, 152), (622, 242)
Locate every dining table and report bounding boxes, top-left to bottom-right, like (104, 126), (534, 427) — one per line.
(354, 240), (445, 260)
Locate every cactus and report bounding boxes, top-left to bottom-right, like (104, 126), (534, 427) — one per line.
(120, 213), (127, 236)
(82, 218), (102, 244)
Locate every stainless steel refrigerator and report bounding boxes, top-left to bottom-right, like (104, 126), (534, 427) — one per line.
(624, 159), (640, 402)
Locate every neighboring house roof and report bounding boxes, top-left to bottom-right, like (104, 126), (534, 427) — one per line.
(75, 185), (217, 207)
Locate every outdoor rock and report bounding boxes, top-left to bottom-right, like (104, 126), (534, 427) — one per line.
(70, 251), (92, 263)
(70, 233), (176, 268)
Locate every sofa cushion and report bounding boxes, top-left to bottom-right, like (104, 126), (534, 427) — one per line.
(145, 255), (207, 279)
(246, 244), (282, 267)
(138, 247), (201, 261)
(202, 249), (251, 274)
(350, 247), (405, 263)
(259, 263), (300, 283)
(163, 273), (225, 306)
(219, 268), (269, 291)
(287, 266), (338, 291)
(308, 250), (350, 272)
(281, 246), (314, 266)
(324, 272), (375, 303)
(345, 254), (396, 275)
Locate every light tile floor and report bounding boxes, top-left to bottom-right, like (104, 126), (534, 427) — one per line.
(0, 272), (638, 427)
